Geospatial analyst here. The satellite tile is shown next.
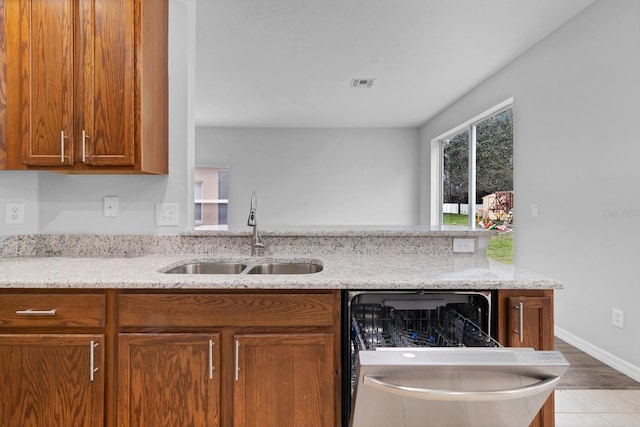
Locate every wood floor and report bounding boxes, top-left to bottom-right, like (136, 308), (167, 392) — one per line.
(555, 337), (640, 390)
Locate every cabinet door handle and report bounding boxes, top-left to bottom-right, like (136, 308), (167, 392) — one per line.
(234, 340), (240, 381)
(60, 130), (68, 163)
(90, 341), (99, 382)
(209, 339), (215, 379)
(514, 302), (524, 343)
(82, 130), (90, 162)
(82, 129), (87, 163)
(15, 309), (57, 316)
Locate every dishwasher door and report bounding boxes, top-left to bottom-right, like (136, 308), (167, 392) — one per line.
(351, 347), (568, 427)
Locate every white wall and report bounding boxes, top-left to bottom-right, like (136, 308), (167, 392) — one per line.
(420, 0), (640, 372)
(0, 0), (196, 236)
(196, 127), (420, 226)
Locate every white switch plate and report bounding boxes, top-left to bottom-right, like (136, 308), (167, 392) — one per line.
(104, 196), (119, 217)
(156, 203), (179, 226)
(453, 238), (475, 253)
(5, 202), (25, 224)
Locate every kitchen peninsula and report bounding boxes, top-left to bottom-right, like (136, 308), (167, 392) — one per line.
(0, 227), (561, 427)
(0, 227), (559, 289)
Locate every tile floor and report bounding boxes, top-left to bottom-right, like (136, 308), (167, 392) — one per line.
(556, 389), (640, 426)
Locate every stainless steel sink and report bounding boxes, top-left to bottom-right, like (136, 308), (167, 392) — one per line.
(246, 262), (323, 275)
(164, 262), (247, 274)
(163, 260), (322, 275)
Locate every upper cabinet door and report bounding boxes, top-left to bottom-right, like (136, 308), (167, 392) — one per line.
(6, 0), (167, 173)
(20, 0), (75, 166)
(79, 0), (135, 167)
(0, 0), (7, 169)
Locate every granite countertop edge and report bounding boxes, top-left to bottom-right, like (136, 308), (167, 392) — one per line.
(0, 253), (562, 290)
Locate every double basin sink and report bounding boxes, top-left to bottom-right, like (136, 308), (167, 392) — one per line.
(164, 259), (323, 275)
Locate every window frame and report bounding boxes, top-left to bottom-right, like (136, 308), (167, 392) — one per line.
(430, 98), (514, 227)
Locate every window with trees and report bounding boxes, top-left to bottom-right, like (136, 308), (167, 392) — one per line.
(433, 100), (513, 262)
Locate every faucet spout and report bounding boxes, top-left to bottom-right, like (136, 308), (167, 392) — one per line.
(247, 192), (265, 256)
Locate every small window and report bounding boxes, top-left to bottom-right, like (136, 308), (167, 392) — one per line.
(194, 166), (229, 230)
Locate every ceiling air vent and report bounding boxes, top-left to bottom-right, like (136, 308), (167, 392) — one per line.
(350, 78), (375, 88)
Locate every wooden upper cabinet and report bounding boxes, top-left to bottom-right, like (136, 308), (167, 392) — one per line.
(10, 0), (167, 174)
(78, 0), (135, 168)
(0, 0), (7, 169)
(20, 0), (75, 166)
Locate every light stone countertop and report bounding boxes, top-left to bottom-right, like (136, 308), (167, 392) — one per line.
(185, 225), (494, 237)
(0, 253), (561, 290)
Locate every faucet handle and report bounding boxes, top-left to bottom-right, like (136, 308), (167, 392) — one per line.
(247, 192), (258, 226)
(247, 208), (256, 226)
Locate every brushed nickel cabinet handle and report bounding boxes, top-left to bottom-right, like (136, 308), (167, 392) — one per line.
(209, 339), (215, 379)
(514, 302), (524, 343)
(234, 340), (240, 381)
(15, 309), (57, 316)
(90, 341), (99, 382)
(82, 130), (89, 162)
(60, 130), (68, 163)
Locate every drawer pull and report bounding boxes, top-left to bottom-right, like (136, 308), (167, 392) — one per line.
(16, 309), (57, 316)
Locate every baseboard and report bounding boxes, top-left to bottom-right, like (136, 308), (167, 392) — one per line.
(555, 326), (640, 383)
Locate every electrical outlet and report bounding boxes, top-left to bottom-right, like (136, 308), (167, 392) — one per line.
(104, 196), (119, 217)
(453, 238), (475, 253)
(156, 203), (179, 226)
(612, 308), (625, 329)
(5, 202), (25, 225)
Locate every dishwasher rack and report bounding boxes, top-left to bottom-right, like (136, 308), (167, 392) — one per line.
(349, 301), (501, 395)
(351, 302), (501, 351)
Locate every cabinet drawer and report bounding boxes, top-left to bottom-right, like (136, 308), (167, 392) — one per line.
(0, 294), (106, 328)
(118, 292), (337, 328)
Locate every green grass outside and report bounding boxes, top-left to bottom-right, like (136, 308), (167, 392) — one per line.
(443, 213), (470, 226)
(486, 232), (513, 264)
(443, 213), (513, 264)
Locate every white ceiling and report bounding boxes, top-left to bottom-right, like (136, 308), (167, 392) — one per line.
(195, 0), (596, 128)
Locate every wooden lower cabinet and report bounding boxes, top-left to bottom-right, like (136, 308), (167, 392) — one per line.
(0, 334), (105, 427)
(497, 289), (555, 427)
(1, 287), (560, 426)
(234, 333), (335, 427)
(115, 290), (341, 427)
(117, 333), (221, 426)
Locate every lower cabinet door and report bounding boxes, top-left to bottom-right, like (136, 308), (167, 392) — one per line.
(233, 333), (335, 427)
(506, 294), (555, 427)
(117, 333), (221, 427)
(0, 334), (104, 427)
(507, 296), (553, 350)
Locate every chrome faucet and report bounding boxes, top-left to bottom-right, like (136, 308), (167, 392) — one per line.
(247, 192), (265, 256)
